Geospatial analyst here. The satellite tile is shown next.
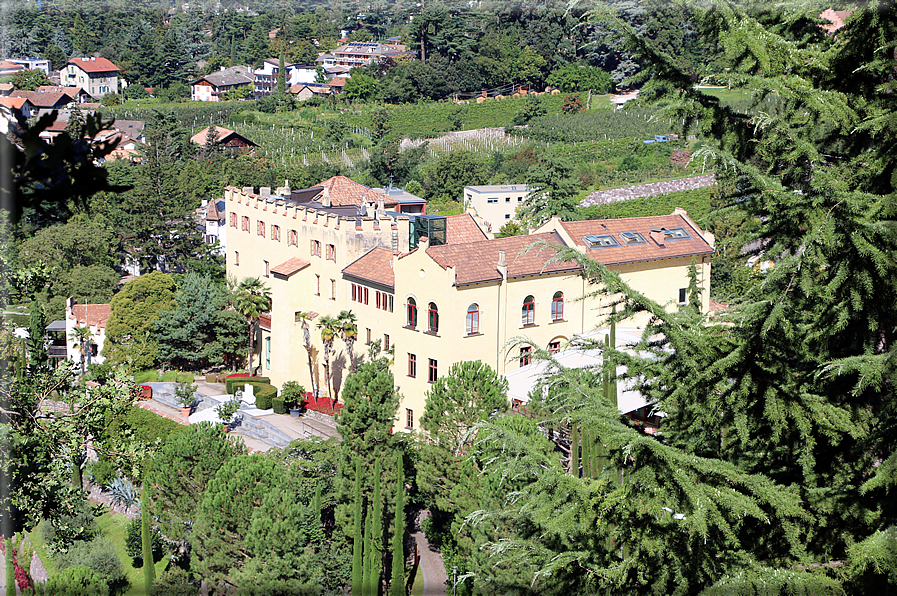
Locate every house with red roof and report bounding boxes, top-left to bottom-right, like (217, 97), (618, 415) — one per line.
(62, 57), (120, 98)
(64, 297), (112, 367)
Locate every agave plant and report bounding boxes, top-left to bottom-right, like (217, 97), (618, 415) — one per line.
(106, 475), (141, 512)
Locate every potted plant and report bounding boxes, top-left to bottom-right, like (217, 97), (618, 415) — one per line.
(175, 382), (197, 418)
(216, 398), (241, 432)
(281, 381), (306, 418)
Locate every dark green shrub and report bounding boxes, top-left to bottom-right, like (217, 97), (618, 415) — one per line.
(280, 381), (306, 409)
(87, 458), (117, 487)
(42, 500), (100, 552)
(33, 565), (109, 596)
(272, 397), (286, 414)
(125, 516), (166, 568)
(109, 406), (185, 444)
(254, 384), (277, 410)
(149, 567), (198, 596)
(55, 537), (128, 594)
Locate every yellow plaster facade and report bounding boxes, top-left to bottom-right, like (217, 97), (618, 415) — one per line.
(225, 184), (714, 432)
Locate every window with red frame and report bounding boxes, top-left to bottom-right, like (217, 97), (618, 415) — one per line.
(366, 328), (371, 344)
(326, 244), (336, 260)
(549, 340), (561, 354)
(288, 230), (298, 245)
(406, 408), (414, 429)
(466, 303), (479, 335)
(551, 292), (564, 321)
(428, 358), (438, 382)
(522, 295), (535, 326)
(241, 216), (250, 231)
(427, 302), (439, 333)
(384, 334), (390, 350)
(257, 221), (265, 237)
(230, 213), (237, 228)
(311, 240), (321, 257)
(519, 346), (532, 366)
(408, 353), (416, 377)
(271, 225), (280, 241)
(406, 298), (417, 328)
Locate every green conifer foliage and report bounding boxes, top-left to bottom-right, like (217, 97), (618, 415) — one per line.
(390, 455), (404, 596)
(369, 458), (382, 596)
(362, 510), (372, 595)
(352, 458), (363, 596)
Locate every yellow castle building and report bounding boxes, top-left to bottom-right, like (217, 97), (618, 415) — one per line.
(224, 177), (714, 430)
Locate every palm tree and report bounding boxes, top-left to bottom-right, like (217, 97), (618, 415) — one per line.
(336, 310), (358, 375)
(232, 277), (271, 375)
(69, 325), (92, 374)
(295, 311), (318, 398)
(317, 315), (339, 405)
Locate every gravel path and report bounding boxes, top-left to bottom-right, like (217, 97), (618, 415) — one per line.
(580, 174), (717, 207)
(412, 511), (449, 596)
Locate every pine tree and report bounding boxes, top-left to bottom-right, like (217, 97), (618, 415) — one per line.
(390, 455), (404, 596)
(352, 458), (364, 596)
(461, 3), (897, 593)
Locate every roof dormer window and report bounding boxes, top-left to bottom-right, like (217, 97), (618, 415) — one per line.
(620, 231), (647, 245)
(584, 235), (618, 248)
(663, 227), (691, 240)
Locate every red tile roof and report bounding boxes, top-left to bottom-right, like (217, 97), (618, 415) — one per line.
(37, 85), (88, 99)
(445, 213), (488, 244)
(190, 126), (257, 147)
(558, 214), (713, 266)
(0, 96), (30, 109)
(70, 303), (112, 328)
(10, 90), (70, 108)
(318, 176), (396, 208)
(271, 257), (311, 277)
(426, 232), (580, 286)
(342, 247), (397, 288)
(67, 57), (120, 73)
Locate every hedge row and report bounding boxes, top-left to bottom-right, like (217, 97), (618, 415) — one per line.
(225, 376), (270, 395)
(272, 397), (286, 415)
(255, 385), (277, 410)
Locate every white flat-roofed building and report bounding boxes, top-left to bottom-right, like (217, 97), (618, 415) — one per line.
(464, 184), (531, 233)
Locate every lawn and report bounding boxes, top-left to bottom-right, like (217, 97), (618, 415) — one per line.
(96, 512), (168, 596)
(27, 511), (168, 596)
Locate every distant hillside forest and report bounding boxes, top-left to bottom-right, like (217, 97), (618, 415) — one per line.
(1, 0), (723, 98)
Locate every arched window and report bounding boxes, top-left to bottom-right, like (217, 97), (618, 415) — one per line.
(406, 298), (417, 328)
(522, 295), (535, 326)
(428, 302), (439, 333)
(551, 291), (564, 321)
(466, 304), (479, 335)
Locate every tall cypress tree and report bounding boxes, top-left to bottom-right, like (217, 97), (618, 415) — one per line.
(277, 51), (286, 95)
(27, 304), (47, 368)
(362, 510), (372, 595)
(390, 455), (404, 596)
(351, 459), (363, 596)
(368, 458), (383, 596)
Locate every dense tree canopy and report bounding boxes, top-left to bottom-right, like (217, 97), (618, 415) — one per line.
(454, 2), (897, 595)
